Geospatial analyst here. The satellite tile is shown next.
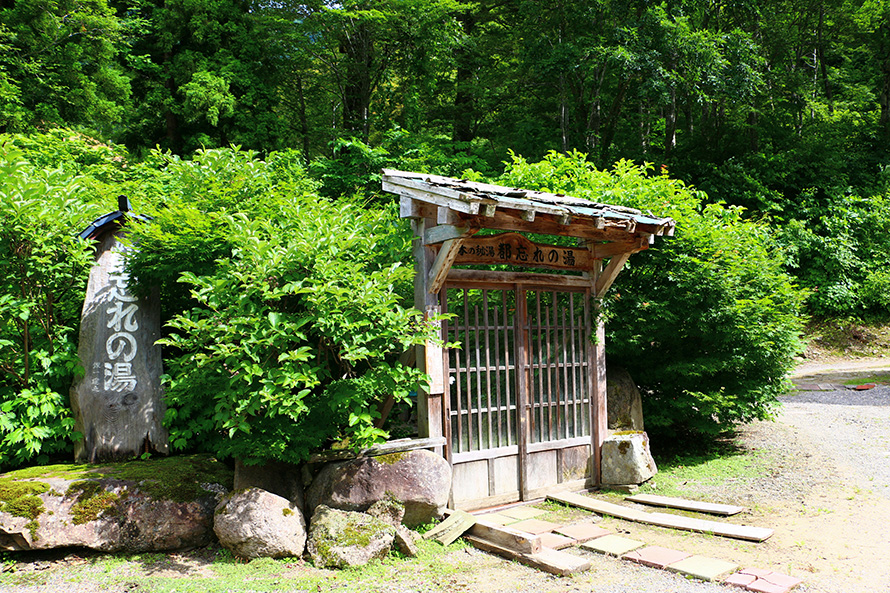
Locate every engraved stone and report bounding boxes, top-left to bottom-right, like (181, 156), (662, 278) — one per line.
(70, 230), (168, 462)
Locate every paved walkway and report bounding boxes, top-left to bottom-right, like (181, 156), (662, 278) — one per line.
(475, 504), (802, 593)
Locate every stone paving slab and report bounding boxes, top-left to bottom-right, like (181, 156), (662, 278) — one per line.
(509, 518), (562, 535)
(476, 512), (516, 526)
(666, 555), (739, 581)
(498, 506), (548, 520)
(725, 568), (803, 592)
(538, 532), (576, 550)
(554, 523), (611, 542)
(622, 545), (691, 569)
(580, 534), (644, 557)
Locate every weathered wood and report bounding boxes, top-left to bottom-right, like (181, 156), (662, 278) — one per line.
(413, 218), (444, 454)
(442, 509), (542, 554)
(476, 209), (658, 242)
(307, 437), (447, 463)
(446, 269), (592, 290)
(590, 297), (607, 486)
(594, 252), (631, 299)
(548, 492), (650, 520)
(452, 233), (591, 271)
(426, 337), (445, 395)
(586, 238), (649, 259)
(626, 494), (745, 516)
(470, 520), (542, 554)
(424, 224), (476, 245)
(645, 512), (773, 542)
(547, 492), (773, 542)
(423, 509), (477, 545)
(428, 239), (464, 295)
(516, 289), (530, 500)
(465, 536), (591, 576)
(384, 178), (486, 214)
(399, 196), (437, 220)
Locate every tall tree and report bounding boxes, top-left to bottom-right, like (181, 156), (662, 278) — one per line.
(0, 0), (130, 134)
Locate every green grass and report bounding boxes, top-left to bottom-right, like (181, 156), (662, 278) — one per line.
(841, 373), (890, 386)
(636, 444), (769, 500)
(0, 538), (474, 593)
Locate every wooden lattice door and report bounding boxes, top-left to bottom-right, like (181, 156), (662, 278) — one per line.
(443, 285), (596, 509)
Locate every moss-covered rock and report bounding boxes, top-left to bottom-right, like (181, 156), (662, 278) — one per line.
(305, 449), (450, 528)
(0, 455), (232, 553)
(306, 505), (396, 569)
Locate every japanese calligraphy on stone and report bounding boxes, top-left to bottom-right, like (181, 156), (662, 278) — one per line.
(103, 260), (140, 392)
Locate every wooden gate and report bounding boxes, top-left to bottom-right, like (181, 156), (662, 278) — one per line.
(444, 285), (595, 509)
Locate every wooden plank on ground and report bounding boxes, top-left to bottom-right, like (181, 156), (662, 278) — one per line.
(547, 492), (773, 542)
(423, 510), (477, 546)
(465, 535), (591, 576)
(443, 509), (542, 554)
(626, 494), (745, 516)
(645, 512), (773, 542)
(548, 491), (650, 521)
(470, 520), (542, 554)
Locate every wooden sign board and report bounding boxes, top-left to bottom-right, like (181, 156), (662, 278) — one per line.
(453, 233), (589, 271)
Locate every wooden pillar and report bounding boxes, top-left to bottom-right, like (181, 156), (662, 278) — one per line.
(412, 217), (445, 456)
(590, 261), (608, 487)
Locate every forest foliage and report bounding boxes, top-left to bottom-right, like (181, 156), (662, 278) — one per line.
(1, 0), (889, 466)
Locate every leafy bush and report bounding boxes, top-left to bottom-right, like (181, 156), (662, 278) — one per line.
(0, 142), (103, 469)
(497, 151), (805, 440)
(773, 192), (890, 317)
(125, 147), (432, 464)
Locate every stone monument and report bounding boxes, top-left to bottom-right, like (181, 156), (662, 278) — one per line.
(69, 197), (168, 462)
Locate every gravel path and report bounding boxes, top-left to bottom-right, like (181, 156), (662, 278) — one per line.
(779, 385), (890, 500)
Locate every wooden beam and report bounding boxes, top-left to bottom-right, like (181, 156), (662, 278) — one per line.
(586, 238), (648, 259)
(445, 269), (593, 290)
(307, 436), (447, 463)
(412, 218), (445, 454)
(424, 224), (476, 245)
(465, 536), (591, 576)
(443, 509), (542, 554)
(428, 238), (464, 294)
(547, 492), (774, 542)
(594, 252), (631, 299)
(399, 196), (436, 220)
(423, 510), (477, 545)
(476, 210), (653, 242)
(437, 206), (462, 225)
(384, 180), (482, 215)
(591, 300), (607, 486)
(626, 494), (745, 517)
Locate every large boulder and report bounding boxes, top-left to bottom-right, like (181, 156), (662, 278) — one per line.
(214, 488), (307, 559)
(0, 455), (231, 553)
(601, 432), (658, 486)
(306, 505), (395, 568)
(607, 366), (645, 431)
(305, 450), (450, 528)
(233, 459), (305, 512)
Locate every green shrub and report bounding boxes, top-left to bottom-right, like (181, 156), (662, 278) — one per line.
(497, 151), (805, 440)
(124, 146), (433, 464)
(0, 141), (103, 469)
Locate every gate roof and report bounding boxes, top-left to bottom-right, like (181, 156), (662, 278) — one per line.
(383, 169), (676, 243)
